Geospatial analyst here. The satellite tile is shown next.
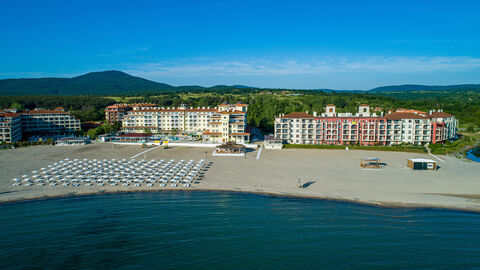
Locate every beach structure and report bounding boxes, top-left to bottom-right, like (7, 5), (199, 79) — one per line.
(360, 158), (381, 168)
(113, 133), (151, 143)
(274, 105), (457, 146)
(0, 109), (22, 142)
(120, 101), (250, 144)
(263, 135), (283, 149)
(214, 141), (247, 156)
(407, 158), (437, 170)
(55, 137), (90, 146)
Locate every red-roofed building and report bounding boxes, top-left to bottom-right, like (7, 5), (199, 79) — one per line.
(275, 105), (457, 145)
(105, 104), (132, 125)
(0, 110), (22, 142)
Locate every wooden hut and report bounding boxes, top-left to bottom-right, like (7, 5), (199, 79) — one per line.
(360, 157), (381, 168)
(215, 141), (246, 156)
(407, 158), (437, 170)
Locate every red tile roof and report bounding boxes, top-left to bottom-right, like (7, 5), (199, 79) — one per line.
(280, 112), (315, 119)
(202, 132), (222, 136)
(427, 111), (454, 118)
(24, 110), (68, 115)
(230, 132), (250, 135)
(396, 108), (426, 114)
(385, 112), (427, 120)
(0, 112), (21, 118)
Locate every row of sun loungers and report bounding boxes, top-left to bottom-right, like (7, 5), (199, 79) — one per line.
(12, 158), (206, 188)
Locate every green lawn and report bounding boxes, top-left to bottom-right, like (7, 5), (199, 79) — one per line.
(283, 144), (427, 153)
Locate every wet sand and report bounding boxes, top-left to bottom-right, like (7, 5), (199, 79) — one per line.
(1, 143), (479, 212)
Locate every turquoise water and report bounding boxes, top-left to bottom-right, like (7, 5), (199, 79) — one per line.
(1, 191), (479, 269)
(467, 148), (480, 162)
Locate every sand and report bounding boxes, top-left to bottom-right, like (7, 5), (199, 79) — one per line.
(1, 143), (479, 212)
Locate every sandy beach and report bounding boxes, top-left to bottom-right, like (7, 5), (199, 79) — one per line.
(1, 143), (479, 212)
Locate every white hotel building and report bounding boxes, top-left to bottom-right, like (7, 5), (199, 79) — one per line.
(274, 104), (457, 146)
(121, 101), (250, 144)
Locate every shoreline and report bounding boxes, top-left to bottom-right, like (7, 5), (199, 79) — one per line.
(1, 187), (480, 214)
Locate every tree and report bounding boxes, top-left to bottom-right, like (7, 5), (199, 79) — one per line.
(112, 121), (121, 132)
(11, 102), (25, 111)
(143, 128), (152, 135)
(101, 122), (113, 134)
(466, 125), (475, 133)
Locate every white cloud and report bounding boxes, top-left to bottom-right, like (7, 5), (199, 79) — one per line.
(124, 56), (480, 79)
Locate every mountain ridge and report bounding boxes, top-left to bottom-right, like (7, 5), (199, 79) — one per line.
(1, 70), (479, 95)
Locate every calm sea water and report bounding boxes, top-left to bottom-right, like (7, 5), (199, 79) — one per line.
(0, 191), (479, 270)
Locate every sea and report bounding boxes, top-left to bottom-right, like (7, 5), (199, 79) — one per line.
(0, 191), (479, 269)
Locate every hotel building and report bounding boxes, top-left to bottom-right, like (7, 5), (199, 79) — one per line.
(0, 109), (22, 143)
(121, 101), (250, 144)
(21, 107), (81, 135)
(104, 104), (132, 125)
(274, 104), (457, 146)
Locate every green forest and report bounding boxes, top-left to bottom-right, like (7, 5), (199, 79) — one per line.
(1, 89), (479, 134)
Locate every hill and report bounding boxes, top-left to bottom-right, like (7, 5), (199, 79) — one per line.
(1, 70), (479, 95)
(0, 71), (177, 95)
(0, 71), (256, 95)
(368, 84), (480, 92)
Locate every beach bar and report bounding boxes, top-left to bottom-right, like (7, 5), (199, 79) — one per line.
(407, 158), (437, 170)
(214, 141), (246, 156)
(360, 157), (381, 168)
(113, 133), (150, 143)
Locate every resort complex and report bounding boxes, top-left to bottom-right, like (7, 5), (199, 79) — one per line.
(274, 104), (458, 146)
(0, 107), (81, 142)
(0, 109), (22, 143)
(116, 101), (250, 144)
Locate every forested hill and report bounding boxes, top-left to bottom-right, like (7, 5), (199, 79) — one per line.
(0, 71), (179, 95)
(369, 84), (480, 92)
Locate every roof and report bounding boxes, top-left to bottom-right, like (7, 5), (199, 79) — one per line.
(408, 158), (436, 163)
(359, 104), (369, 106)
(385, 112), (427, 120)
(326, 104), (335, 106)
(202, 132), (222, 136)
(280, 112), (315, 119)
(229, 132), (250, 136)
(220, 110), (246, 115)
(106, 105), (129, 109)
(396, 108), (426, 114)
(427, 111), (454, 118)
(133, 103), (156, 107)
(0, 112), (21, 118)
(216, 141), (246, 150)
(235, 101), (248, 106)
(116, 133), (151, 138)
(24, 110), (68, 115)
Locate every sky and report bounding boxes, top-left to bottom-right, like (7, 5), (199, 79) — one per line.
(1, 0), (480, 89)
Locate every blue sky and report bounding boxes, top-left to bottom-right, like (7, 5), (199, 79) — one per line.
(1, 0), (480, 89)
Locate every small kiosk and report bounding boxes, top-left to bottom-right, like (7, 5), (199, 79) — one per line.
(407, 158), (437, 170)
